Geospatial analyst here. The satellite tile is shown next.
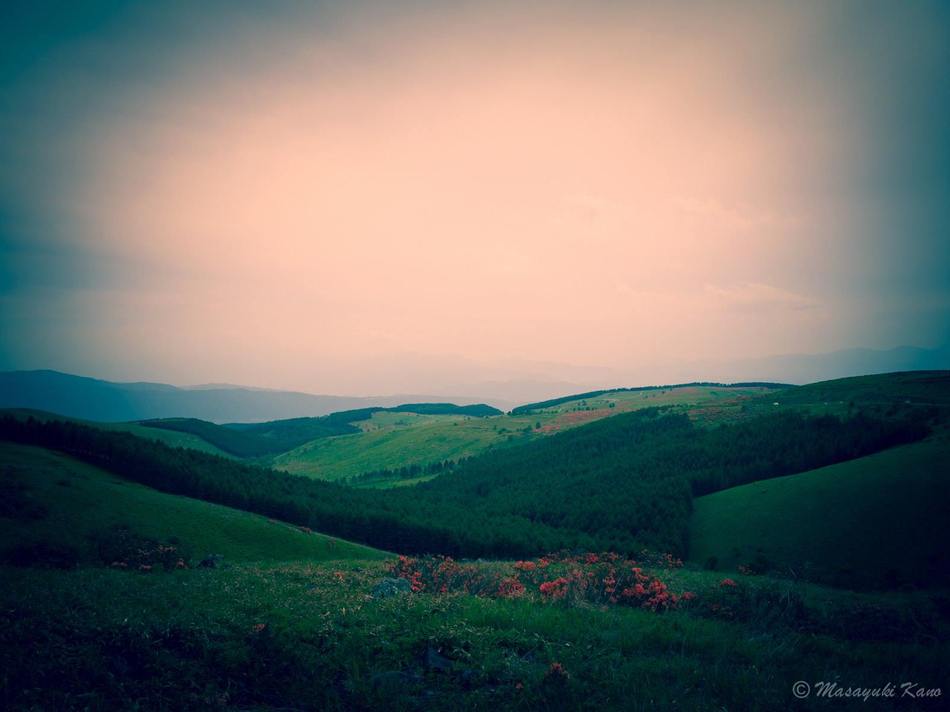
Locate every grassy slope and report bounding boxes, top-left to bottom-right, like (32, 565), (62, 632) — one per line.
(0, 442), (386, 563)
(273, 386), (773, 483)
(771, 370), (950, 407)
(1, 408), (235, 458)
(138, 417), (294, 457)
(271, 412), (541, 481)
(742, 370), (950, 421)
(2, 561), (946, 710)
(688, 434), (950, 588)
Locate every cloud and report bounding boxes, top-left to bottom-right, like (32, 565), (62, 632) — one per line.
(704, 283), (820, 313)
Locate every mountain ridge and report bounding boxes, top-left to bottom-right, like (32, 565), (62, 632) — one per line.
(0, 370), (498, 423)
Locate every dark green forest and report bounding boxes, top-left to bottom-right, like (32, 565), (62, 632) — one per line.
(0, 407), (927, 558)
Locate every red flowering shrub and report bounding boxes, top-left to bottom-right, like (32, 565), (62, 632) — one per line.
(539, 577), (571, 600)
(497, 577), (526, 598)
(383, 551), (693, 613)
(387, 555), (497, 596)
(720, 578), (738, 588)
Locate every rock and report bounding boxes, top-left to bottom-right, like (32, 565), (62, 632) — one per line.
(198, 554), (223, 569)
(424, 645), (453, 672)
(372, 577), (411, 598)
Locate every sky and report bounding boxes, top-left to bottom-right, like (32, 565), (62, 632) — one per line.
(1, 0), (948, 397)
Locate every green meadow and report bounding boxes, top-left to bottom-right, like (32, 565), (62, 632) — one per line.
(690, 435), (950, 588)
(270, 411), (546, 481)
(0, 442), (386, 564)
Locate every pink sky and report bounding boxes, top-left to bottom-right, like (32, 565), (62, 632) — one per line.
(2, 1), (947, 395)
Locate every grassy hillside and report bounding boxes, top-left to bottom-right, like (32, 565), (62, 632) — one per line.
(138, 416), (328, 457)
(0, 442), (387, 564)
(273, 385), (778, 483)
(271, 411), (547, 481)
(1, 408), (235, 458)
(689, 435), (950, 588)
(742, 370), (950, 421)
(511, 382), (784, 414)
(769, 370), (950, 407)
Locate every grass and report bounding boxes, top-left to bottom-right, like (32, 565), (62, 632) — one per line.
(688, 434), (950, 588)
(0, 442), (387, 564)
(1, 560), (946, 710)
(535, 385), (773, 414)
(271, 411), (545, 481)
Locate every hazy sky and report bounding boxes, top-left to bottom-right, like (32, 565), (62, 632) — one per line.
(1, 1), (948, 395)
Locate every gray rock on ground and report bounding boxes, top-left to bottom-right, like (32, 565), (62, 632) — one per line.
(372, 577), (411, 598)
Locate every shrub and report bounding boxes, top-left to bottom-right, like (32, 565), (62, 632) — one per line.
(385, 551), (693, 612)
(91, 525), (190, 571)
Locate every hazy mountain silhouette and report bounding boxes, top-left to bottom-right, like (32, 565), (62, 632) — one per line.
(0, 370), (494, 423)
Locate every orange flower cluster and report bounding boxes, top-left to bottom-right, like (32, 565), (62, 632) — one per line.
(497, 576), (527, 598)
(388, 555), (492, 596)
(538, 577), (571, 600)
(385, 551), (695, 613)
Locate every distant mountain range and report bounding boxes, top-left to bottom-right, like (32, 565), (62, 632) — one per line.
(0, 370), (494, 423)
(2, 345), (947, 423)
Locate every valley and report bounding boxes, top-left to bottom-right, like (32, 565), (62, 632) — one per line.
(1, 370), (948, 709)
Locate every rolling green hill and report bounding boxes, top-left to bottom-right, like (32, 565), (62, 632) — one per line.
(688, 435), (950, 588)
(272, 385), (781, 483)
(0, 442), (387, 564)
(767, 370), (950, 407)
(142, 403), (504, 461)
(6, 405), (925, 561)
(510, 382), (787, 414)
(138, 416), (322, 457)
(0, 408), (236, 458)
(270, 411), (539, 481)
(2, 372), (943, 568)
(742, 370), (950, 420)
